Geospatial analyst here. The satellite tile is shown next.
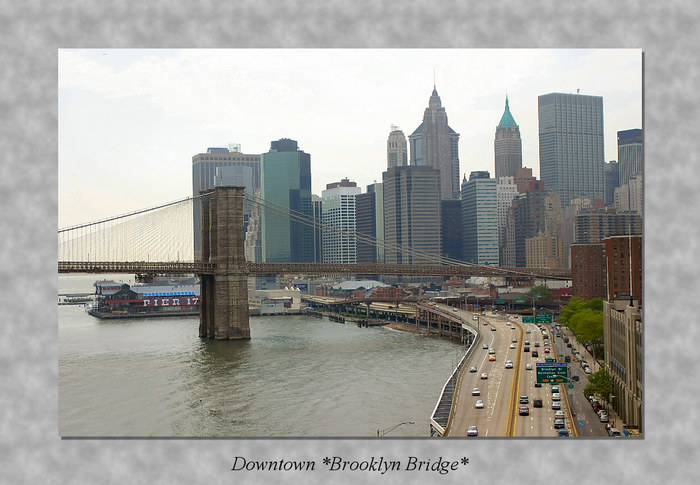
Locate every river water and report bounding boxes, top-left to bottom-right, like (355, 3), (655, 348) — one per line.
(58, 274), (465, 437)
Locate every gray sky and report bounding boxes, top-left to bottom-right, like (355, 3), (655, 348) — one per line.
(58, 48), (641, 228)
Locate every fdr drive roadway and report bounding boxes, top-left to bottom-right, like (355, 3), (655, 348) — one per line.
(443, 306), (576, 438)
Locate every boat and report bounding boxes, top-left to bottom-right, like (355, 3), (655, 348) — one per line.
(87, 277), (200, 319)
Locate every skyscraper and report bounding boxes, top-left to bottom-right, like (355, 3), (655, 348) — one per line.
(538, 92), (605, 207)
(321, 179), (361, 264)
(617, 129), (643, 187)
(192, 146), (261, 260)
(604, 160), (620, 207)
(382, 165), (442, 264)
(494, 96), (523, 179)
(387, 126), (408, 168)
(461, 171), (499, 265)
(260, 139), (313, 262)
(409, 87), (460, 200)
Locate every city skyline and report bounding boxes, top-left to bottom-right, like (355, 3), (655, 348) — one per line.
(58, 48), (642, 228)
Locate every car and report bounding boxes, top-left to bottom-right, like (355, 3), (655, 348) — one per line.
(608, 427), (622, 437)
(519, 406), (530, 416)
(453, 307), (458, 312)
(558, 429), (570, 437)
(534, 342), (540, 347)
(473, 316), (478, 321)
(510, 343), (516, 349)
(491, 326), (497, 331)
(512, 338), (518, 343)
(467, 425), (478, 436)
(552, 393), (561, 401)
(571, 375), (579, 381)
(489, 348), (496, 354)
(554, 418), (566, 429)
(526, 363), (532, 370)
(552, 401), (561, 410)
(533, 397), (543, 407)
(597, 409), (606, 418)
(480, 373), (488, 380)
(483, 344), (489, 349)
(555, 410), (565, 418)
(523, 346), (530, 352)
(510, 326), (516, 330)
(525, 340), (530, 346)
(519, 395), (529, 404)
(534, 382), (542, 388)
(551, 386), (559, 394)
(489, 354), (496, 361)
(565, 355), (572, 363)
(470, 366), (478, 373)
(472, 388), (480, 396)
(505, 360), (513, 368)
(600, 414), (609, 423)
(544, 348), (550, 353)
(584, 367), (592, 374)
(526, 329), (531, 334)
(474, 400), (484, 409)
(532, 351), (539, 357)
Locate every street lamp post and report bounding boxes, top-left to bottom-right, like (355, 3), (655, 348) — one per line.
(377, 421), (415, 437)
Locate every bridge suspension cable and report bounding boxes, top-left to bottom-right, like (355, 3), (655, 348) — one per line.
(244, 192), (471, 266)
(58, 196), (196, 263)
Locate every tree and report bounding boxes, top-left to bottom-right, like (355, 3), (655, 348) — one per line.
(583, 368), (614, 402)
(560, 297), (587, 324)
(527, 284), (552, 302)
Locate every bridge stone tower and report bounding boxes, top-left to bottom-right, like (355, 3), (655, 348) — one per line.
(199, 186), (250, 340)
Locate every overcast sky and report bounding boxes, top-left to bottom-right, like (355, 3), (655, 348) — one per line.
(58, 48), (641, 228)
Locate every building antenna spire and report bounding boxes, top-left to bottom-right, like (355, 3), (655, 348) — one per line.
(433, 68), (436, 89)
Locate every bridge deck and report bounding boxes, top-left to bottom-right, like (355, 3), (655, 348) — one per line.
(58, 261), (571, 279)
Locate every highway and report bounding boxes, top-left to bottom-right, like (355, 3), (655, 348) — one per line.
(444, 307), (577, 438)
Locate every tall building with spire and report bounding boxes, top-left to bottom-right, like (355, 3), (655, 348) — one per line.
(494, 96), (523, 179)
(387, 126), (408, 168)
(408, 86), (460, 200)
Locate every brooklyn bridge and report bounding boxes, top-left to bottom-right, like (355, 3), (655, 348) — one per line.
(58, 186), (571, 339)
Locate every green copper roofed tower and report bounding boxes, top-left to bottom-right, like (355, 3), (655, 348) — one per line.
(494, 95), (522, 179)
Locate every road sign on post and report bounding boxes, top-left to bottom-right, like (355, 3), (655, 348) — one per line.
(536, 362), (569, 383)
(522, 316), (535, 323)
(535, 313), (553, 323)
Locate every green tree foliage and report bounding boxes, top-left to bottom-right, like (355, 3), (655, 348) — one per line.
(585, 298), (605, 312)
(583, 368), (615, 401)
(527, 284), (552, 302)
(560, 297), (605, 357)
(559, 297), (587, 324)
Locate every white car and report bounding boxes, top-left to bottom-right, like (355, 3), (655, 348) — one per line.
(510, 343), (516, 349)
(489, 348), (496, 354)
(472, 388), (480, 396)
(480, 373), (488, 380)
(552, 393), (561, 401)
(526, 363), (532, 370)
(505, 360), (514, 369)
(467, 425), (478, 436)
(474, 400), (484, 409)
(555, 410), (565, 418)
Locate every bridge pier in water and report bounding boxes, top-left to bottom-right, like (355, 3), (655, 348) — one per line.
(199, 186), (251, 340)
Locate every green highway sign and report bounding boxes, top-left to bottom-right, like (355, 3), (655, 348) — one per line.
(496, 299), (505, 304)
(516, 297), (525, 302)
(536, 362), (569, 383)
(522, 316), (535, 323)
(535, 313), (553, 323)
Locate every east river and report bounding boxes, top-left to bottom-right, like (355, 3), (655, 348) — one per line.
(58, 274), (464, 437)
